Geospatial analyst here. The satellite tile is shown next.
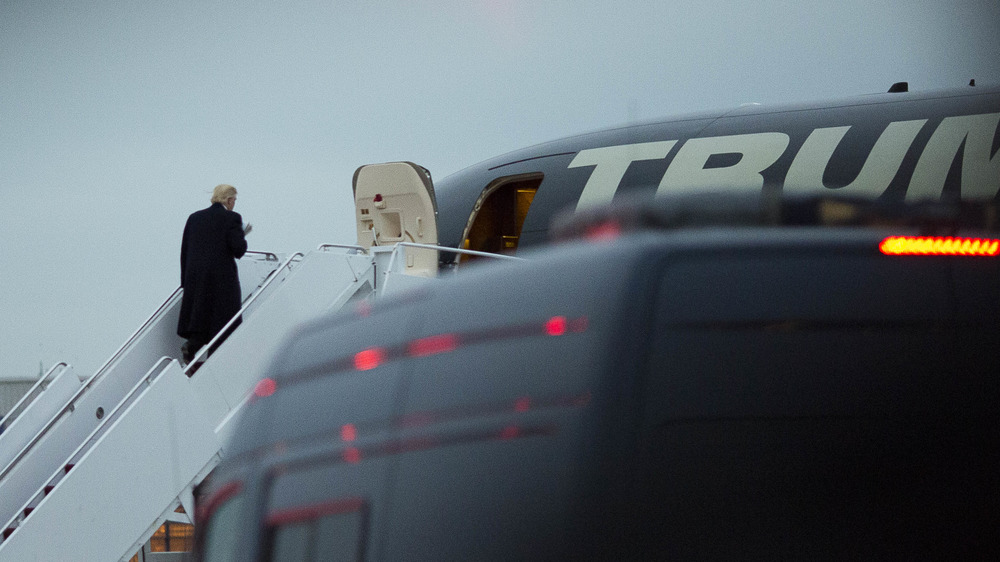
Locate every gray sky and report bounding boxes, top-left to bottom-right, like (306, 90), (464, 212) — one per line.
(2, 1), (999, 382)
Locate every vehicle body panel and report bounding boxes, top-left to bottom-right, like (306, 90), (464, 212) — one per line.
(197, 226), (1000, 560)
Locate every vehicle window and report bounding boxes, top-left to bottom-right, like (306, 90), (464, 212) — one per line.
(643, 258), (958, 435)
(655, 252), (950, 324)
(270, 521), (309, 562)
(201, 490), (248, 562)
(313, 510), (364, 562)
(625, 250), (997, 558)
(267, 502), (365, 562)
(646, 252), (955, 421)
(263, 451), (388, 562)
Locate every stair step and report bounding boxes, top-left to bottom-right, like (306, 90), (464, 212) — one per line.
(23, 507), (33, 517)
(64, 463), (74, 473)
(44, 485), (54, 495)
(3, 527), (14, 539)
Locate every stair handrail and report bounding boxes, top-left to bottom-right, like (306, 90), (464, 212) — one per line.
(1, 357), (175, 539)
(83, 286), (184, 391)
(91, 248), (277, 385)
(0, 251), (281, 483)
(378, 243), (524, 295)
(0, 362), (69, 431)
(245, 250), (280, 261)
(384, 242), (524, 274)
(185, 252), (305, 375)
(83, 252), (275, 385)
(317, 243), (367, 254)
(66, 357), (176, 470)
(0, 287), (183, 484)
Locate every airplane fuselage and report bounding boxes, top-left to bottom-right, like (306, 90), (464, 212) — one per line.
(433, 86), (1000, 253)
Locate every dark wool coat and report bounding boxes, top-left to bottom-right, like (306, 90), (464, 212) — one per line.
(177, 203), (248, 341)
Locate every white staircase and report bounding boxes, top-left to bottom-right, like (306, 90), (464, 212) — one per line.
(0, 162), (468, 561)
(0, 247), (380, 561)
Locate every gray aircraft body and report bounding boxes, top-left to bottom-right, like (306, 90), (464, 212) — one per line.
(434, 84), (999, 256)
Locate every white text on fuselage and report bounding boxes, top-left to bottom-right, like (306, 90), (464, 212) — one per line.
(569, 112), (1000, 210)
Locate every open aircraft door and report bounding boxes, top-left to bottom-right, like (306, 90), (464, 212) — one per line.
(353, 161), (439, 277)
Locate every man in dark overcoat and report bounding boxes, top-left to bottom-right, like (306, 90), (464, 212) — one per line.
(177, 184), (249, 364)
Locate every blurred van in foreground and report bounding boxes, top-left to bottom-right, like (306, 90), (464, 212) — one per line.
(194, 195), (1000, 561)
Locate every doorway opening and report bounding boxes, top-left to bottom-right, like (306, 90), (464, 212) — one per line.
(460, 173), (542, 262)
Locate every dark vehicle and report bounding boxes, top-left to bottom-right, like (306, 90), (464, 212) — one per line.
(195, 195), (999, 560)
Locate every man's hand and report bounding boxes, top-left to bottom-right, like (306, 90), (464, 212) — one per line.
(243, 222), (253, 235)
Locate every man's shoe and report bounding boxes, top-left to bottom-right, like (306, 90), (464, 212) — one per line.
(181, 341), (195, 364)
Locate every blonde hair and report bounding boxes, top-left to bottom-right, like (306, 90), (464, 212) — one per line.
(211, 184), (237, 204)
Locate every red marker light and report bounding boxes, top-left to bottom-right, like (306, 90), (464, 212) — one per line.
(408, 334), (459, 357)
(342, 447), (362, 464)
(545, 316), (567, 336)
(354, 347), (386, 371)
(585, 220), (621, 242)
(514, 396), (532, 412)
(253, 378), (277, 398)
(880, 236), (1000, 256)
(341, 424), (357, 442)
(500, 426), (520, 440)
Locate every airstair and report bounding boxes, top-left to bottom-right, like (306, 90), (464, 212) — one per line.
(0, 162), (487, 561)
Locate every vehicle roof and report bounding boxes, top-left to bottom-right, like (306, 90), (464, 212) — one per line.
(220, 217), (998, 471)
(269, 224), (908, 384)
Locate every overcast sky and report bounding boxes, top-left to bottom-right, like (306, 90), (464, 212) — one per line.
(2, 1), (998, 382)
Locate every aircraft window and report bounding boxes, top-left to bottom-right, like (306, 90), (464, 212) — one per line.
(461, 173), (542, 261)
(200, 490), (248, 562)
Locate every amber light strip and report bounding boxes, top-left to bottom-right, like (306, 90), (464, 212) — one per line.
(879, 236), (1000, 256)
